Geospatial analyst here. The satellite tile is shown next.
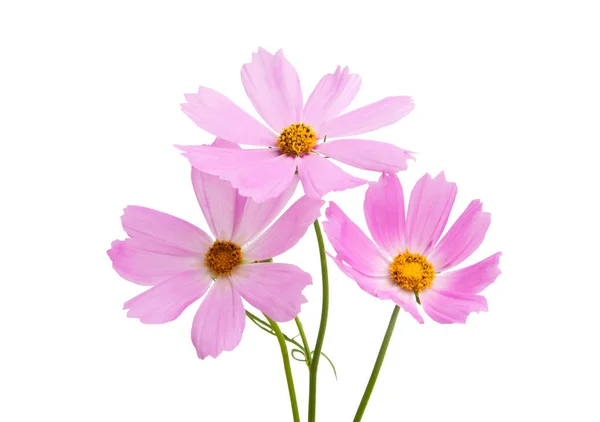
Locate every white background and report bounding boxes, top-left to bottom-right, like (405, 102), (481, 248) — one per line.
(1, 1), (598, 421)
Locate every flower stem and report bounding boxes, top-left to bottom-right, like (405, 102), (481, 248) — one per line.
(308, 219), (329, 422)
(353, 305), (400, 422)
(295, 317), (312, 368)
(264, 314), (300, 422)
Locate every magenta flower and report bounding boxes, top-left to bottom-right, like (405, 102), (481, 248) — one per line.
(108, 142), (323, 358)
(178, 48), (415, 202)
(323, 172), (501, 323)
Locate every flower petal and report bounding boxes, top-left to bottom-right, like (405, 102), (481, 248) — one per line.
(181, 145), (298, 203)
(297, 154), (366, 198)
(319, 96), (414, 138)
(364, 173), (405, 257)
(330, 255), (423, 323)
(108, 240), (203, 286)
(243, 196), (324, 261)
(120, 206), (212, 254)
(191, 279), (246, 359)
(428, 200), (492, 271)
(316, 139), (414, 173)
(230, 263), (310, 322)
(124, 269), (212, 323)
(230, 177), (298, 246)
(182, 86), (276, 146)
(405, 172), (457, 256)
(241, 48), (302, 132)
(434, 253), (502, 295)
(420, 288), (488, 324)
(322, 202), (390, 276)
(303, 66), (361, 132)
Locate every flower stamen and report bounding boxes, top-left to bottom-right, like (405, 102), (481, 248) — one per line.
(277, 123), (317, 156)
(204, 240), (243, 276)
(389, 248), (435, 292)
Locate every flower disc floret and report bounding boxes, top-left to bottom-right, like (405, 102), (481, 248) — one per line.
(205, 240), (243, 276)
(389, 249), (435, 292)
(277, 122), (317, 156)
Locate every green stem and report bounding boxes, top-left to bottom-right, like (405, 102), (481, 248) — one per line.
(265, 314), (300, 422)
(295, 317), (312, 368)
(353, 306), (400, 422)
(308, 219), (329, 422)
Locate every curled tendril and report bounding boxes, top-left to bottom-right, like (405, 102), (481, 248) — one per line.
(245, 310), (338, 379)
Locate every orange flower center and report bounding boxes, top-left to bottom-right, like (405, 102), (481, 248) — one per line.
(389, 249), (435, 292)
(204, 240), (243, 276)
(277, 123), (317, 156)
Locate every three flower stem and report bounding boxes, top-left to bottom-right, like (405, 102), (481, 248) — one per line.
(353, 305), (400, 421)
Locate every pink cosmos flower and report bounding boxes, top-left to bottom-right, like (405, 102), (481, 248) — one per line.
(108, 141), (323, 358)
(178, 47), (415, 202)
(323, 172), (501, 323)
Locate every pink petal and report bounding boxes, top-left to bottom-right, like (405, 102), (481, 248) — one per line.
(434, 253), (502, 295)
(108, 240), (202, 286)
(303, 66), (361, 133)
(191, 279), (246, 359)
(224, 154), (298, 202)
(243, 196), (324, 261)
(241, 48), (302, 132)
(181, 145), (298, 203)
(230, 177), (298, 246)
(182, 86), (276, 146)
(364, 173), (405, 257)
(230, 263), (310, 322)
(120, 206), (212, 254)
(322, 202), (390, 276)
(315, 139), (414, 173)
(297, 154), (366, 198)
(192, 167), (238, 241)
(319, 96), (414, 138)
(428, 200), (492, 271)
(405, 172), (457, 256)
(420, 288), (488, 324)
(330, 255), (423, 323)
(124, 269), (212, 323)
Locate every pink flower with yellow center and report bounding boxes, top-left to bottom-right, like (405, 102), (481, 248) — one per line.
(323, 172), (501, 323)
(108, 140), (323, 358)
(178, 48), (415, 202)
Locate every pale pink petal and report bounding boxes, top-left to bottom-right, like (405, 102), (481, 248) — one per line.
(315, 139), (414, 173)
(297, 154), (366, 198)
(230, 263), (310, 322)
(124, 269), (212, 323)
(120, 206), (212, 254)
(243, 196), (324, 261)
(192, 168), (238, 241)
(330, 255), (423, 323)
(241, 48), (302, 132)
(191, 279), (246, 359)
(303, 66), (361, 132)
(405, 173), (457, 256)
(108, 240), (203, 286)
(319, 96), (414, 138)
(322, 202), (390, 276)
(182, 86), (276, 146)
(429, 200), (492, 271)
(420, 288), (488, 324)
(180, 145), (297, 203)
(434, 253), (502, 294)
(224, 154), (298, 202)
(362, 173), (405, 258)
(230, 177), (298, 245)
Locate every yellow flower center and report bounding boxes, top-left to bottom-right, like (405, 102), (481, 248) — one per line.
(204, 240), (243, 276)
(277, 123), (317, 156)
(389, 249), (436, 292)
